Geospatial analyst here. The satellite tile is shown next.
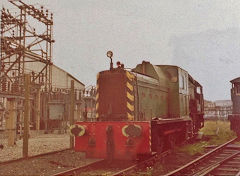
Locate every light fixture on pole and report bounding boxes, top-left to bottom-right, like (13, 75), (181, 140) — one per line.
(106, 51), (113, 70)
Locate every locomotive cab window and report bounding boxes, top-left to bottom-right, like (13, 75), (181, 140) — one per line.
(196, 87), (202, 94)
(179, 75), (185, 89)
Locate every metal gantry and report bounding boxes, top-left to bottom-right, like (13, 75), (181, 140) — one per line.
(0, 0), (54, 95)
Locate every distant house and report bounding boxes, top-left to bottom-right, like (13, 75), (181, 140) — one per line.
(204, 100), (232, 119)
(204, 100), (216, 118)
(215, 100), (232, 107)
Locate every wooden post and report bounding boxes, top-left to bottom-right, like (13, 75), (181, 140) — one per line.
(35, 88), (41, 131)
(70, 80), (74, 148)
(43, 93), (48, 132)
(19, 109), (23, 137)
(6, 98), (17, 146)
(23, 74), (30, 158)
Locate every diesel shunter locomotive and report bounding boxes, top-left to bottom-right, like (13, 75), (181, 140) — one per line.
(229, 77), (240, 137)
(72, 51), (204, 160)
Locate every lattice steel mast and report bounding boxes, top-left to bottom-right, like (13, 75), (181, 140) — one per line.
(0, 0), (54, 93)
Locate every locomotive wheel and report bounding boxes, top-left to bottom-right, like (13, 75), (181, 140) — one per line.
(157, 136), (164, 153)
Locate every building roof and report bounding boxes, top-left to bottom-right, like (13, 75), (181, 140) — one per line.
(25, 51), (85, 86)
(52, 64), (85, 86)
(230, 77), (240, 83)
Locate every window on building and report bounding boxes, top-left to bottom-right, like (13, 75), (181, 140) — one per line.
(236, 84), (240, 94)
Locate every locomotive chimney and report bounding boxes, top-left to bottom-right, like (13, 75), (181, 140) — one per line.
(142, 61), (146, 74)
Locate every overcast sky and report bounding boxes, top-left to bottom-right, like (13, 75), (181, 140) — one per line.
(2, 0), (240, 101)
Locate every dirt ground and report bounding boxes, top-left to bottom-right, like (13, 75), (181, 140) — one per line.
(0, 132), (70, 162)
(0, 133), (104, 176)
(0, 149), (100, 176)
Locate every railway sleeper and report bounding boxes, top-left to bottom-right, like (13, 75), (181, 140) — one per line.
(212, 170), (240, 176)
(231, 158), (240, 162)
(211, 173), (238, 176)
(220, 152), (238, 155)
(222, 150), (239, 153)
(215, 168), (240, 172)
(220, 164), (240, 168)
(225, 161), (240, 165)
(214, 156), (232, 160)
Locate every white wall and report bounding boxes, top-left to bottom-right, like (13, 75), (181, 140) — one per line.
(7, 54), (84, 91)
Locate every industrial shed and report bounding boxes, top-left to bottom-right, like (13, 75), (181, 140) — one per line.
(0, 52), (85, 132)
(41, 64), (85, 131)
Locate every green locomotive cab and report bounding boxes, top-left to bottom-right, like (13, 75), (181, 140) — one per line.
(132, 61), (204, 124)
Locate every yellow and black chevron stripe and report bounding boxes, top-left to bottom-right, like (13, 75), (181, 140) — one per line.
(149, 123), (152, 152)
(96, 73), (99, 118)
(126, 71), (135, 121)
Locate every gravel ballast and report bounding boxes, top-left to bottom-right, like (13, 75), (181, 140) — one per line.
(0, 149), (100, 176)
(0, 133), (70, 162)
(0, 133), (101, 176)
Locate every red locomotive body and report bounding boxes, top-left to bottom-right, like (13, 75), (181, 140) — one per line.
(75, 121), (151, 160)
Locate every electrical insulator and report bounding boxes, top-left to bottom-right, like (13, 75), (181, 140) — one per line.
(11, 82), (18, 93)
(7, 81), (10, 92)
(11, 83), (15, 93)
(1, 79), (7, 92)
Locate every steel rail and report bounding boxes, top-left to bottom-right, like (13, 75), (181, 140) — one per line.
(195, 151), (240, 176)
(111, 150), (170, 176)
(52, 159), (105, 176)
(236, 171), (240, 176)
(0, 148), (70, 166)
(164, 137), (238, 176)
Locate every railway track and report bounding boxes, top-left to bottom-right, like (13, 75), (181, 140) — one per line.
(0, 148), (70, 166)
(112, 151), (170, 176)
(53, 151), (171, 176)
(0, 149), (100, 176)
(53, 159), (133, 176)
(164, 137), (240, 176)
